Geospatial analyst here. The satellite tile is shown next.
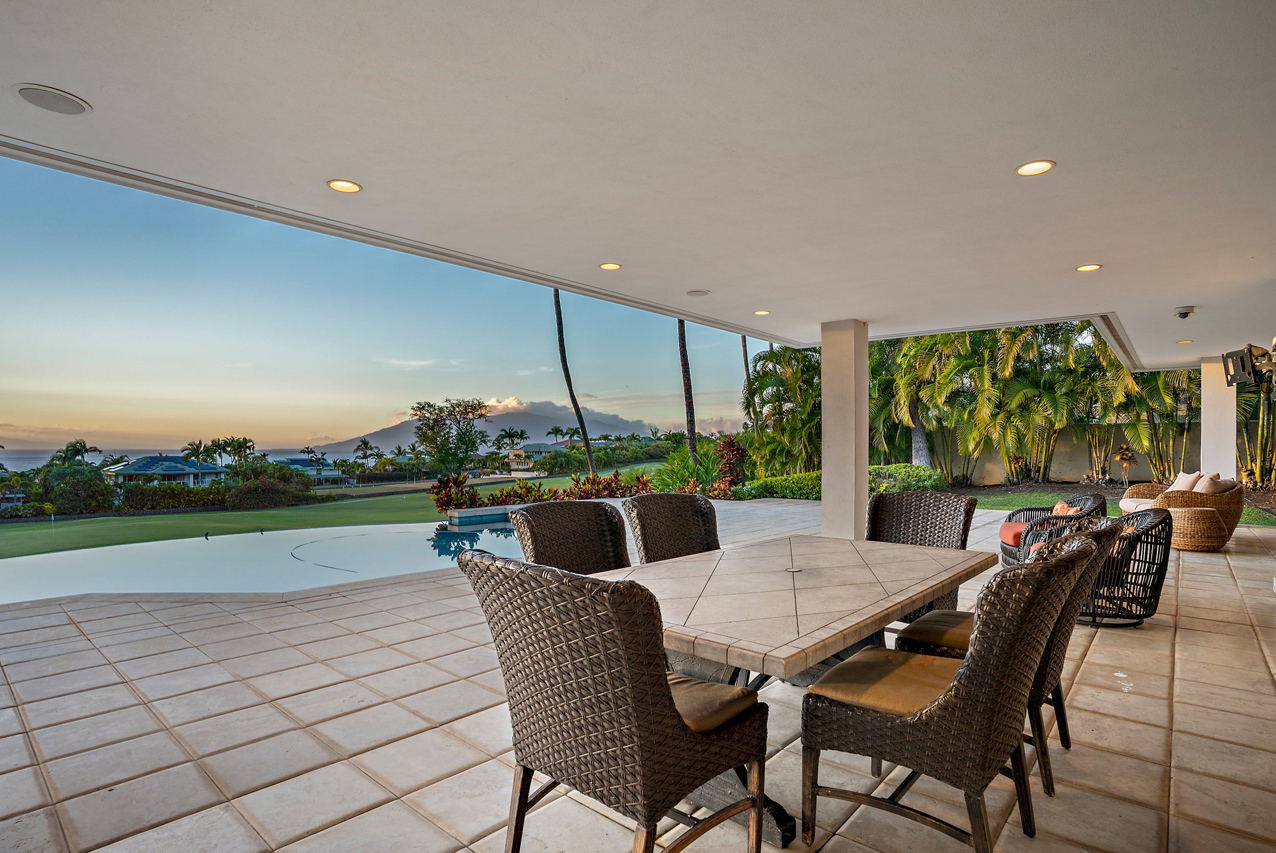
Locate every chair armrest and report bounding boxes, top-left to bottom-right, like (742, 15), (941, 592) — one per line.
(1006, 506), (1053, 524)
(1152, 490), (1218, 509)
(1124, 483), (1168, 500)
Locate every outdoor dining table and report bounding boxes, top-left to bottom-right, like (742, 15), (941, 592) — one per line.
(594, 533), (998, 847)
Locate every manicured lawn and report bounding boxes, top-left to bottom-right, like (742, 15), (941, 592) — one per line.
(0, 493), (448, 561)
(0, 463), (664, 561)
(968, 491), (1276, 526)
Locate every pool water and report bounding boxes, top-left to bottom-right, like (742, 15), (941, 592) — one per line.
(428, 525), (522, 561)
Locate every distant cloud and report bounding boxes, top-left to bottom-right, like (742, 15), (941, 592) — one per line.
(484, 397), (651, 432)
(515, 366), (555, 376)
(375, 358), (438, 368)
(227, 362), (253, 368)
(664, 415), (745, 435)
(578, 392), (598, 399)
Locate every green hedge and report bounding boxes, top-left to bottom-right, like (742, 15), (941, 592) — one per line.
(732, 465), (946, 501)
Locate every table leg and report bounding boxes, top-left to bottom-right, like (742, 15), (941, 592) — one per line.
(687, 768), (797, 848)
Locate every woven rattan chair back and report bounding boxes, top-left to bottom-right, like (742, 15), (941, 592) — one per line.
(865, 491), (978, 550)
(622, 493), (721, 564)
(1081, 508), (1173, 626)
(508, 500), (630, 575)
(928, 541), (1095, 792)
(458, 549), (765, 830)
(866, 491), (977, 621)
(1024, 518), (1121, 704)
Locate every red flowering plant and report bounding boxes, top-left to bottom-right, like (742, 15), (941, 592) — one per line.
(431, 473), (482, 511)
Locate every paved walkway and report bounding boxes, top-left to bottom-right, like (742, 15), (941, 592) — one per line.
(1, 500), (1274, 852)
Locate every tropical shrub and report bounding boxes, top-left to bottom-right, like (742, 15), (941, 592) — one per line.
(869, 464), (947, 493)
(653, 447), (725, 494)
(716, 435), (750, 487)
(431, 472), (654, 513)
(732, 465), (945, 501)
(226, 478), (294, 511)
(119, 482), (227, 512)
(732, 472), (822, 501)
(431, 474), (483, 511)
(45, 466), (116, 515)
(0, 504), (45, 519)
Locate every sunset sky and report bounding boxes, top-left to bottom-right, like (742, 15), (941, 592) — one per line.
(0, 157), (768, 449)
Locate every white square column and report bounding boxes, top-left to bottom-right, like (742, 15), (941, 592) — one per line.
(821, 319), (870, 539)
(1200, 356), (1237, 478)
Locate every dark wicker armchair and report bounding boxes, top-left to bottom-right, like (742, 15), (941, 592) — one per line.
(866, 491), (978, 621)
(459, 549), (768, 853)
(1080, 507), (1173, 627)
(622, 493), (720, 564)
(896, 518), (1121, 797)
(509, 500), (630, 575)
(801, 541), (1097, 852)
(999, 493), (1107, 566)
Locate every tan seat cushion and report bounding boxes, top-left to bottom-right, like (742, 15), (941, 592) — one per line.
(1000, 521), (1028, 547)
(896, 610), (974, 654)
(808, 647), (961, 716)
(1119, 497), (1154, 514)
(668, 673), (757, 733)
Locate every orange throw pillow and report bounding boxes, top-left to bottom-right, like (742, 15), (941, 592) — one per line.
(1052, 501), (1081, 516)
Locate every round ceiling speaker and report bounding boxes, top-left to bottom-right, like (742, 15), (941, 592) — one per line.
(17, 85), (91, 115)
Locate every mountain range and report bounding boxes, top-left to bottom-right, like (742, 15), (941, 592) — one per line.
(315, 400), (652, 453)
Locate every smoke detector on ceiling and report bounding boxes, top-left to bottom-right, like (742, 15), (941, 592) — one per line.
(1173, 306), (1195, 319)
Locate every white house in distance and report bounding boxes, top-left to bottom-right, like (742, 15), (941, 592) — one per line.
(102, 456), (228, 487)
(508, 442), (559, 471)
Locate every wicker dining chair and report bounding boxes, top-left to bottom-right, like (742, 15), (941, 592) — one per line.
(458, 549), (768, 853)
(999, 493), (1107, 566)
(509, 500), (630, 575)
(800, 540), (1096, 852)
(622, 492), (721, 564)
(1080, 508), (1173, 627)
(865, 491), (978, 622)
(895, 517), (1121, 796)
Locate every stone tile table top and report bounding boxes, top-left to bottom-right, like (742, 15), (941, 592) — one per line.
(594, 534), (998, 679)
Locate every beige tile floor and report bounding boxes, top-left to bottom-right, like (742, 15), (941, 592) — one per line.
(1, 500), (1274, 852)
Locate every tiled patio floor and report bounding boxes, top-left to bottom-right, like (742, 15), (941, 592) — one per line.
(2, 500), (1274, 852)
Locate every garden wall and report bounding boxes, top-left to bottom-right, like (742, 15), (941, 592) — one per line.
(967, 428), (1203, 485)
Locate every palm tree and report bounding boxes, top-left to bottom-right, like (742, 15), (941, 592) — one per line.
(564, 426), (582, 445)
(298, 445), (317, 461)
(546, 425), (566, 444)
(553, 289), (596, 475)
(741, 334), (751, 384)
(648, 426), (663, 441)
(55, 439), (101, 465)
(99, 454), (131, 467)
(677, 319), (698, 464)
(354, 437), (379, 470)
(182, 440), (217, 485)
(742, 346), (823, 476)
(209, 437), (229, 466)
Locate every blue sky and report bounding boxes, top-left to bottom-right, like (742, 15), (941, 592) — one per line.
(0, 157), (765, 448)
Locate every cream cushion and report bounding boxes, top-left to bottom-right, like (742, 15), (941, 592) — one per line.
(1194, 474), (1237, 494)
(1167, 471), (1202, 492)
(1120, 497), (1155, 514)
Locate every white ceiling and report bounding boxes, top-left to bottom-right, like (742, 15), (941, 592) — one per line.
(2, 1), (1274, 368)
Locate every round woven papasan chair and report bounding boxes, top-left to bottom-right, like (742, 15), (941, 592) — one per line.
(1120, 481), (1244, 552)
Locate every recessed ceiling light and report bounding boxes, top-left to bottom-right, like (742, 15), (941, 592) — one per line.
(599, 263), (622, 270)
(1075, 264), (1102, 272)
(1016, 160), (1055, 176)
(17, 84), (91, 115)
(326, 179), (362, 193)
(1177, 340), (1193, 345)
(686, 289), (711, 296)
(754, 310), (771, 316)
